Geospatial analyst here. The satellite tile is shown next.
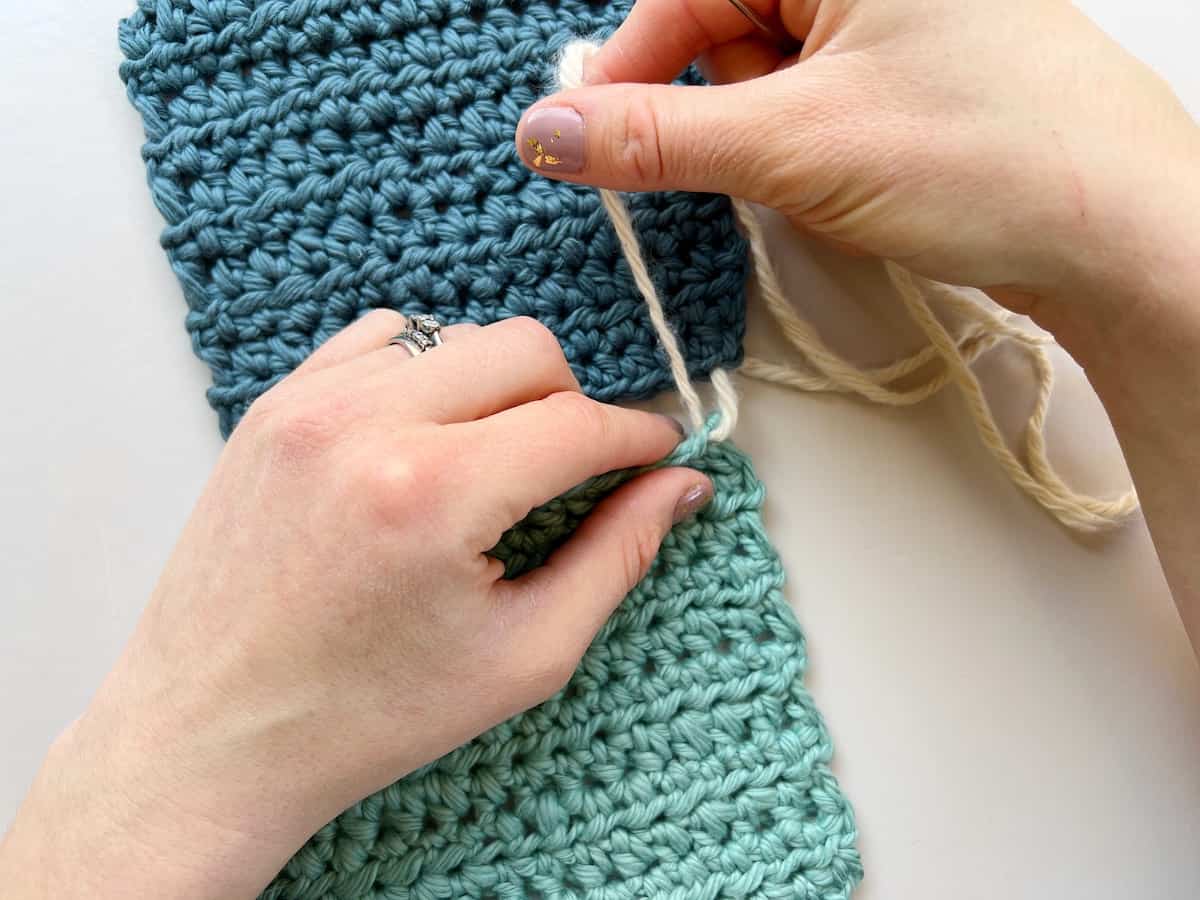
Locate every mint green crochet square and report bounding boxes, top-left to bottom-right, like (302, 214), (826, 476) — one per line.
(262, 434), (862, 899)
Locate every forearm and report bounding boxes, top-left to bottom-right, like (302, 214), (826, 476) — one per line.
(1081, 306), (1200, 650)
(1048, 167), (1200, 651)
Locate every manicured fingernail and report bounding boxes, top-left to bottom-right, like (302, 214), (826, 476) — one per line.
(673, 482), (713, 525)
(518, 107), (585, 174)
(659, 414), (686, 438)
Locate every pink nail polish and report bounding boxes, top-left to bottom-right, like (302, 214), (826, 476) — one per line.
(518, 107), (585, 174)
(673, 482), (713, 525)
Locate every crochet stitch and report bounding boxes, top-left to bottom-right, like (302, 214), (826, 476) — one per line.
(117, 5), (861, 897)
(117, 0), (747, 436)
(263, 424), (861, 900)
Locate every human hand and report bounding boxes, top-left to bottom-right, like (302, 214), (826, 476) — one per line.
(516, 0), (1200, 353)
(0, 313), (711, 900)
(514, 1), (1200, 646)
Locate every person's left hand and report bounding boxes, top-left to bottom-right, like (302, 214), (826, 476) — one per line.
(0, 312), (710, 900)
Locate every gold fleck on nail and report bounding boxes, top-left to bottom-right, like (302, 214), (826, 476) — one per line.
(552, 128), (561, 140)
(525, 136), (561, 168)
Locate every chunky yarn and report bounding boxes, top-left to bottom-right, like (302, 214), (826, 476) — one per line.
(116, 7), (861, 896)
(263, 424), (861, 900)
(117, 0), (747, 437)
(253, 35), (865, 900)
(557, 39), (1137, 534)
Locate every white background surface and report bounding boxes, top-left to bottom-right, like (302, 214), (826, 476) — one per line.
(2, 1), (1199, 897)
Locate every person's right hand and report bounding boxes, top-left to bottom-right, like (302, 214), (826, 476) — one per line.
(517, 0), (1200, 648)
(516, 0), (1200, 353)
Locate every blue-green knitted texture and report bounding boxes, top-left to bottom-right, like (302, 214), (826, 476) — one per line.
(117, 0), (748, 436)
(259, 425), (861, 900)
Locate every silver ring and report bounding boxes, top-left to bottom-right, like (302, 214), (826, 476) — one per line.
(387, 314), (444, 356)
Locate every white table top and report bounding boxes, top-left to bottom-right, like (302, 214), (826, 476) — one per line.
(2, 2), (1198, 896)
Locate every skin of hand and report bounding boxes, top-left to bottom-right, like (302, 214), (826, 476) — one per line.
(0, 313), (712, 900)
(516, 0), (1200, 649)
(4, 3), (1198, 894)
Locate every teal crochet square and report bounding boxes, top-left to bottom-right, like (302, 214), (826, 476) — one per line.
(262, 432), (862, 900)
(115, 4), (860, 895)
(117, 0), (748, 436)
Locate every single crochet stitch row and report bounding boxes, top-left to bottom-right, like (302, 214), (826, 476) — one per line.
(261, 425), (861, 900)
(118, 0), (747, 436)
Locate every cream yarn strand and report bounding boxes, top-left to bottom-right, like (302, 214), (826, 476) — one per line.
(596, 186), (741, 441)
(558, 41), (1137, 533)
(559, 43), (739, 441)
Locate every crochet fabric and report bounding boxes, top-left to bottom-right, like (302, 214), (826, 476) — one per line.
(117, 0), (747, 436)
(263, 426), (861, 900)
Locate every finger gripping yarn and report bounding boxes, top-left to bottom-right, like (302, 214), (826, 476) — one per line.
(558, 39), (1136, 533)
(117, 0), (747, 436)
(265, 425), (862, 900)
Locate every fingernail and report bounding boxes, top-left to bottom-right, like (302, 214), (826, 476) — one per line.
(673, 482), (713, 525)
(659, 414), (686, 438)
(518, 107), (585, 174)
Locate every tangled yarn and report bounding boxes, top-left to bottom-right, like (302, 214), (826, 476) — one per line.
(117, 0), (747, 437)
(263, 424), (861, 900)
(733, 209), (1140, 533)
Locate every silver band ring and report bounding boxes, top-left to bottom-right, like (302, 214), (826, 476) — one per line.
(388, 314), (444, 356)
(388, 334), (425, 357)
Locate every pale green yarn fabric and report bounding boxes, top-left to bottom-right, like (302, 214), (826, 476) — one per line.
(262, 424), (861, 899)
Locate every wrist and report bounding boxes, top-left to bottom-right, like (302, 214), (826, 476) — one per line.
(1033, 131), (1200, 371)
(1, 698), (308, 900)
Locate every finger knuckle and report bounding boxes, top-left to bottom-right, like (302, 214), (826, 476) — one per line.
(617, 92), (667, 184)
(353, 454), (427, 529)
(545, 391), (610, 443)
(362, 308), (407, 330)
(244, 389), (346, 468)
(502, 316), (565, 363)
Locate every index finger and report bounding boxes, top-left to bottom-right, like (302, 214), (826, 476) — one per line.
(588, 0), (778, 85)
(455, 392), (685, 542)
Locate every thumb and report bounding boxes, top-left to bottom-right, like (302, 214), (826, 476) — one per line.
(496, 466), (713, 667)
(514, 78), (793, 199)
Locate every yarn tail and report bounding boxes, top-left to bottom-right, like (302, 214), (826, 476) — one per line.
(558, 40), (1137, 533)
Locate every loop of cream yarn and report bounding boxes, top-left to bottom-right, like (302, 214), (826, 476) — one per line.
(558, 41), (1138, 533)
